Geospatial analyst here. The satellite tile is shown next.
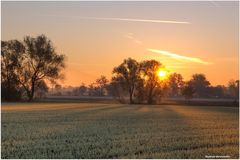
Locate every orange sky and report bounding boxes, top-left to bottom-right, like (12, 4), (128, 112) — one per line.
(2, 1), (239, 86)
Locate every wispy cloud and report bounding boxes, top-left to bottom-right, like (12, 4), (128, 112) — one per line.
(42, 15), (190, 24)
(124, 33), (142, 45)
(147, 49), (213, 65)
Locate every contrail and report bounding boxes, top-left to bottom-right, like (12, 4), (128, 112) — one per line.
(147, 49), (213, 65)
(79, 17), (190, 24)
(42, 15), (190, 24)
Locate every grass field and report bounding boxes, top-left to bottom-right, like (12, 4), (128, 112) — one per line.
(1, 103), (239, 159)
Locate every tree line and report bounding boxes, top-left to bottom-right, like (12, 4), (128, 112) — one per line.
(1, 35), (239, 103)
(52, 59), (239, 104)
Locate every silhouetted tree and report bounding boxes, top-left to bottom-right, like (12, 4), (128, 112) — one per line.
(105, 83), (114, 96)
(182, 82), (195, 102)
(1, 40), (25, 101)
(88, 83), (98, 96)
(55, 84), (62, 90)
(112, 58), (140, 104)
(134, 78), (146, 103)
(139, 60), (163, 104)
(2, 35), (65, 101)
(228, 79), (239, 103)
(72, 83), (88, 96)
(72, 88), (79, 96)
(35, 80), (49, 98)
(110, 80), (128, 103)
(208, 85), (226, 98)
(78, 83), (88, 96)
(189, 74), (210, 97)
(95, 75), (109, 96)
(168, 73), (184, 97)
(16, 35), (65, 101)
(54, 84), (62, 96)
(236, 80), (239, 100)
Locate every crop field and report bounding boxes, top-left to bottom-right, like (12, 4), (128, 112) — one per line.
(1, 103), (239, 159)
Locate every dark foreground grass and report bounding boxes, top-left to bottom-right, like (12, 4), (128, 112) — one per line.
(1, 103), (239, 159)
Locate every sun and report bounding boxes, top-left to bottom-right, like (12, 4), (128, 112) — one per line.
(157, 69), (168, 80)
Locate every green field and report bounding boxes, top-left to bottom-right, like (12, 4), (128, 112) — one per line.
(1, 103), (239, 159)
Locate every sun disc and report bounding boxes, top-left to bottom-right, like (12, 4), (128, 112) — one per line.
(157, 69), (168, 80)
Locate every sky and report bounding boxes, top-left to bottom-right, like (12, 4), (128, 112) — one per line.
(2, 1), (239, 86)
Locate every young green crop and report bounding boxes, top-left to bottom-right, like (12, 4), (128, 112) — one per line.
(1, 103), (239, 158)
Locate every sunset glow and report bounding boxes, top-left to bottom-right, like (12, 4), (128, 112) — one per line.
(1, 2), (239, 159)
(2, 1), (238, 86)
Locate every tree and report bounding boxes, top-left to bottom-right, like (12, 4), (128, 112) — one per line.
(72, 88), (79, 96)
(95, 75), (109, 96)
(105, 83), (115, 96)
(112, 58), (140, 104)
(208, 85), (226, 98)
(34, 80), (49, 99)
(55, 84), (62, 91)
(16, 35), (65, 101)
(88, 83), (98, 96)
(228, 80), (239, 103)
(168, 73), (184, 97)
(189, 74), (210, 98)
(1, 40), (25, 101)
(2, 35), (65, 101)
(110, 80), (128, 103)
(72, 84), (88, 96)
(139, 60), (163, 104)
(78, 83), (87, 96)
(182, 82), (195, 102)
(54, 84), (62, 96)
(236, 80), (239, 100)
(134, 78), (146, 103)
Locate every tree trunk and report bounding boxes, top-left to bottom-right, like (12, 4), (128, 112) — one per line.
(129, 86), (134, 104)
(147, 87), (153, 104)
(28, 94), (33, 101)
(28, 81), (35, 101)
(147, 97), (152, 104)
(129, 89), (133, 104)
